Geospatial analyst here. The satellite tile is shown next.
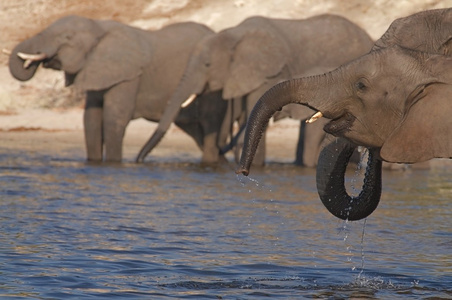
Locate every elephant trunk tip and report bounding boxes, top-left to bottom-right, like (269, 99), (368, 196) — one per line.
(235, 167), (249, 176)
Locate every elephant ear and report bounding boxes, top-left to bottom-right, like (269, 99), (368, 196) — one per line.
(380, 83), (452, 163)
(75, 28), (150, 91)
(373, 9), (452, 54)
(222, 30), (289, 99)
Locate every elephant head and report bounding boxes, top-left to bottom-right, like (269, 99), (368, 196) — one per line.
(238, 8), (452, 221)
(135, 16), (291, 163)
(9, 15), (147, 91)
(373, 8), (452, 54)
(9, 15), (104, 83)
(237, 45), (452, 219)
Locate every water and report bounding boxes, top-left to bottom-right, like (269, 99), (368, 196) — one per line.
(0, 148), (451, 299)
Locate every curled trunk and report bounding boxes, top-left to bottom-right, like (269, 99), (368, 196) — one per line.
(9, 38), (43, 81)
(316, 138), (382, 221)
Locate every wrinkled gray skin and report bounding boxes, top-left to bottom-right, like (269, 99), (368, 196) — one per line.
(273, 66), (332, 167)
(136, 14), (374, 165)
(9, 15), (227, 163)
(238, 8), (452, 221)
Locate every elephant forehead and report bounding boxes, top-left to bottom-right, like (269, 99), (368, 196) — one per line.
(45, 15), (97, 35)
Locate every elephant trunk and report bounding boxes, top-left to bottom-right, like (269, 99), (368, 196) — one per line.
(237, 75), (337, 175)
(136, 71), (206, 163)
(316, 138), (382, 221)
(9, 38), (46, 81)
(135, 93), (193, 163)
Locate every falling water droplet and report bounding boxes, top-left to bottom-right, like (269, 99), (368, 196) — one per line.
(357, 218), (367, 278)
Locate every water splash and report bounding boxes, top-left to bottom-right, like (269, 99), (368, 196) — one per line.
(350, 275), (398, 290)
(357, 218), (367, 278)
(349, 147), (368, 196)
(236, 173), (272, 193)
(340, 217), (368, 276)
(235, 174), (283, 247)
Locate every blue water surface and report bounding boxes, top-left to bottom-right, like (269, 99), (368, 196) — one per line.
(0, 149), (451, 299)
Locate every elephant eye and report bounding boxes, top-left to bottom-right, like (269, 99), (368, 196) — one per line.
(355, 80), (367, 91)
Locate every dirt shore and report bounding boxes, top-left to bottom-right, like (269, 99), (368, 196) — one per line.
(0, 107), (301, 164)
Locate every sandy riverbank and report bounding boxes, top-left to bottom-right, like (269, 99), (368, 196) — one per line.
(0, 107), (302, 165)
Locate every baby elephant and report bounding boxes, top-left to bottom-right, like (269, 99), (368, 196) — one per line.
(9, 15), (227, 163)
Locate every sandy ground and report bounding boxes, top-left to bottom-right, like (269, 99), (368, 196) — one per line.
(0, 1), (451, 164)
(0, 107), (301, 164)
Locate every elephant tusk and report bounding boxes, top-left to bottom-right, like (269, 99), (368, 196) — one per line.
(2, 49), (11, 55)
(17, 52), (47, 61)
(17, 52), (47, 69)
(23, 60), (33, 69)
(181, 94), (197, 108)
(306, 111), (323, 123)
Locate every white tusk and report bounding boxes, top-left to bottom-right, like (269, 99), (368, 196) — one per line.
(23, 59), (33, 69)
(306, 111), (323, 124)
(17, 52), (47, 61)
(2, 49), (11, 55)
(17, 52), (47, 69)
(181, 94), (197, 108)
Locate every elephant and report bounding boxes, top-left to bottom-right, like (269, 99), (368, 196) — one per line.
(9, 15), (229, 163)
(134, 14), (374, 165)
(272, 66), (333, 167)
(237, 8), (452, 221)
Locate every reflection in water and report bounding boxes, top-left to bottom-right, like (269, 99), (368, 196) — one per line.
(0, 149), (451, 299)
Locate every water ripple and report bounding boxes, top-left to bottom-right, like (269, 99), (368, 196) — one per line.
(0, 154), (450, 298)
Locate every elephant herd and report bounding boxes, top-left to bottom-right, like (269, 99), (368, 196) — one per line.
(9, 13), (373, 166)
(9, 8), (452, 221)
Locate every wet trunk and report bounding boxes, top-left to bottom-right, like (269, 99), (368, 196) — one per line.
(237, 75), (336, 175)
(316, 138), (382, 221)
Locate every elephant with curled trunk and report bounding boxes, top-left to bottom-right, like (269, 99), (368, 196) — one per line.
(9, 15), (228, 163)
(238, 8), (452, 221)
(135, 14), (374, 165)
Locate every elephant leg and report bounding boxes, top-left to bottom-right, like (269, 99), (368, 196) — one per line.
(218, 98), (234, 151)
(302, 118), (327, 167)
(84, 91), (104, 162)
(232, 98), (248, 163)
(176, 121), (219, 163)
(176, 122), (204, 149)
(102, 78), (139, 162)
(201, 132), (220, 163)
(176, 117), (220, 164)
(200, 91), (228, 164)
(294, 120), (305, 166)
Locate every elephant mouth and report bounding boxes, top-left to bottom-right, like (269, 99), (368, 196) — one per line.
(42, 56), (62, 70)
(17, 51), (60, 70)
(322, 112), (356, 137)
